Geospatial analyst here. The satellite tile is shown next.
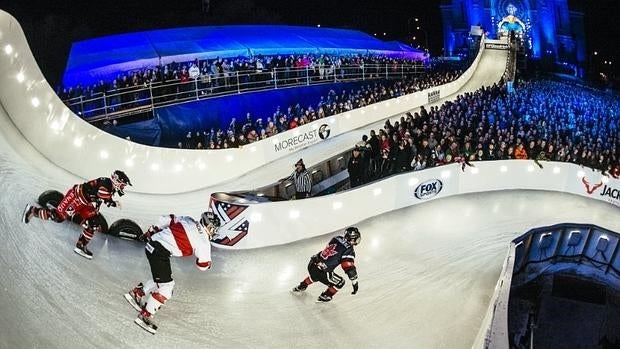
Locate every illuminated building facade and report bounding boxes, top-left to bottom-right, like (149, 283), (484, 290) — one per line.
(440, 0), (586, 74)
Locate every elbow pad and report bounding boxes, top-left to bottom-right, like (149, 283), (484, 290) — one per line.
(196, 259), (211, 271)
(345, 266), (358, 281)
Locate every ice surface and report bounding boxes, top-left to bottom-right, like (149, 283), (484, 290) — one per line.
(4, 47), (614, 349)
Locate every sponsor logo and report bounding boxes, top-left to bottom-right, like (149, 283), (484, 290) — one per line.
(117, 231), (136, 238)
(582, 176), (620, 206)
(581, 177), (603, 194)
(600, 185), (620, 201)
(274, 124), (331, 153)
(485, 43), (510, 50)
(427, 90), (440, 104)
(414, 179), (443, 200)
(318, 124), (330, 139)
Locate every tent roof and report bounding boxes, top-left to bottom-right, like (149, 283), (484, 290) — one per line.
(63, 25), (426, 87)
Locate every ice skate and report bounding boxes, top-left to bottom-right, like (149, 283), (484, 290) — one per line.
(134, 309), (158, 334)
(73, 242), (93, 259)
(291, 282), (308, 293)
(21, 204), (34, 224)
(124, 284), (145, 312)
(316, 293), (332, 303)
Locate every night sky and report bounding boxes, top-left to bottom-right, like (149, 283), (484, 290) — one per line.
(0, 0), (616, 86)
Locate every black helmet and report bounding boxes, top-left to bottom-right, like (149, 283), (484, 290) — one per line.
(111, 170), (132, 194)
(200, 211), (221, 231)
(344, 226), (361, 245)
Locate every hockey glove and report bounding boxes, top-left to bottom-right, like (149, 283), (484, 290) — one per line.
(351, 281), (359, 295)
(106, 200), (121, 209)
(138, 225), (160, 242)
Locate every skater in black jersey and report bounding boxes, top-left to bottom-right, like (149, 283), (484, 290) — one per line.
(292, 227), (361, 302)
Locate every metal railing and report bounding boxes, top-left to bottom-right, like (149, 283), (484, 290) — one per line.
(63, 62), (426, 122)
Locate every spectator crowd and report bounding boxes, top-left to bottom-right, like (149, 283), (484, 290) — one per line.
(58, 52), (429, 116)
(174, 69), (462, 149)
(346, 79), (619, 187)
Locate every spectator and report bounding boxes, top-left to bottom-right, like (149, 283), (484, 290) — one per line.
(514, 144), (528, 159)
(347, 147), (365, 188)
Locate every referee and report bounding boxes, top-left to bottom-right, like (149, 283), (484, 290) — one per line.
(284, 159), (313, 199)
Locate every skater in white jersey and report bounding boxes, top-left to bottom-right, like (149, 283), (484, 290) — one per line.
(124, 211), (220, 334)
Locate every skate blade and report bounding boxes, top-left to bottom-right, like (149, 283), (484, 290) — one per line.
(315, 298), (332, 303)
(124, 293), (142, 312)
(21, 204), (31, 224)
(134, 317), (157, 334)
(73, 248), (93, 260)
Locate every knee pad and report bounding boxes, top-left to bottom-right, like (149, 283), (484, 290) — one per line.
(156, 280), (175, 300)
(145, 280), (175, 314)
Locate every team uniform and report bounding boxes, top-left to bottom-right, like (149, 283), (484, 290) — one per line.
(292, 227), (361, 302)
(124, 212), (220, 334)
(22, 170), (131, 259)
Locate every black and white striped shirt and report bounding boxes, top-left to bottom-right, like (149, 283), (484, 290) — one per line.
(287, 169), (312, 194)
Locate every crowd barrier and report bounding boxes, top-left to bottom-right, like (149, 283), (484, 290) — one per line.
(0, 9), (489, 194)
(209, 160), (620, 249)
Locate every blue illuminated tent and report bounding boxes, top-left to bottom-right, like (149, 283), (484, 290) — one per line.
(63, 25), (426, 87)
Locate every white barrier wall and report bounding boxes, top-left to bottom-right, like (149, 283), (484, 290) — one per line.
(210, 160), (620, 249)
(0, 10), (490, 194)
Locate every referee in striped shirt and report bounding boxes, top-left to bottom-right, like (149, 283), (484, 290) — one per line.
(284, 159), (313, 199)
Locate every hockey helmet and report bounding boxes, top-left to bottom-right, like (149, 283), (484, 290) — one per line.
(111, 170), (132, 194)
(200, 211), (221, 237)
(344, 226), (361, 245)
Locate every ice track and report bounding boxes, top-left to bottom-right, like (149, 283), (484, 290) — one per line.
(1, 135), (619, 348)
(1, 25), (618, 347)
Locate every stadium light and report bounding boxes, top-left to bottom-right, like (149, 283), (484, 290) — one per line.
(4, 44), (12, 55)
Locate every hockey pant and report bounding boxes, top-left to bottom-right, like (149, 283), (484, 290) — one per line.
(305, 261), (345, 297)
(32, 187), (101, 247)
(143, 241), (175, 314)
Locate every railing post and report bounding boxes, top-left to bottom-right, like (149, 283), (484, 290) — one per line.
(102, 93), (108, 117)
(236, 71), (240, 94)
(195, 79), (199, 100)
(273, 68), (277, 89)
(306, 66), (310, 85)
(334, 65), (337, 83)
(385, 64), (388, 79)
(362, 65), (365, 81)
(401, 64), (404, 78)
(149, 82), (154, 107)
(80, 96), (84, 117)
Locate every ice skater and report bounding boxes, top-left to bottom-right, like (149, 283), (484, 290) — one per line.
(22, 170), (132, 259)
(292, 227), (361, 302)
(124, 211), (221, 334)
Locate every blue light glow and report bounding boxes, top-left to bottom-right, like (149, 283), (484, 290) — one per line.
(63, 25), (426, 87)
